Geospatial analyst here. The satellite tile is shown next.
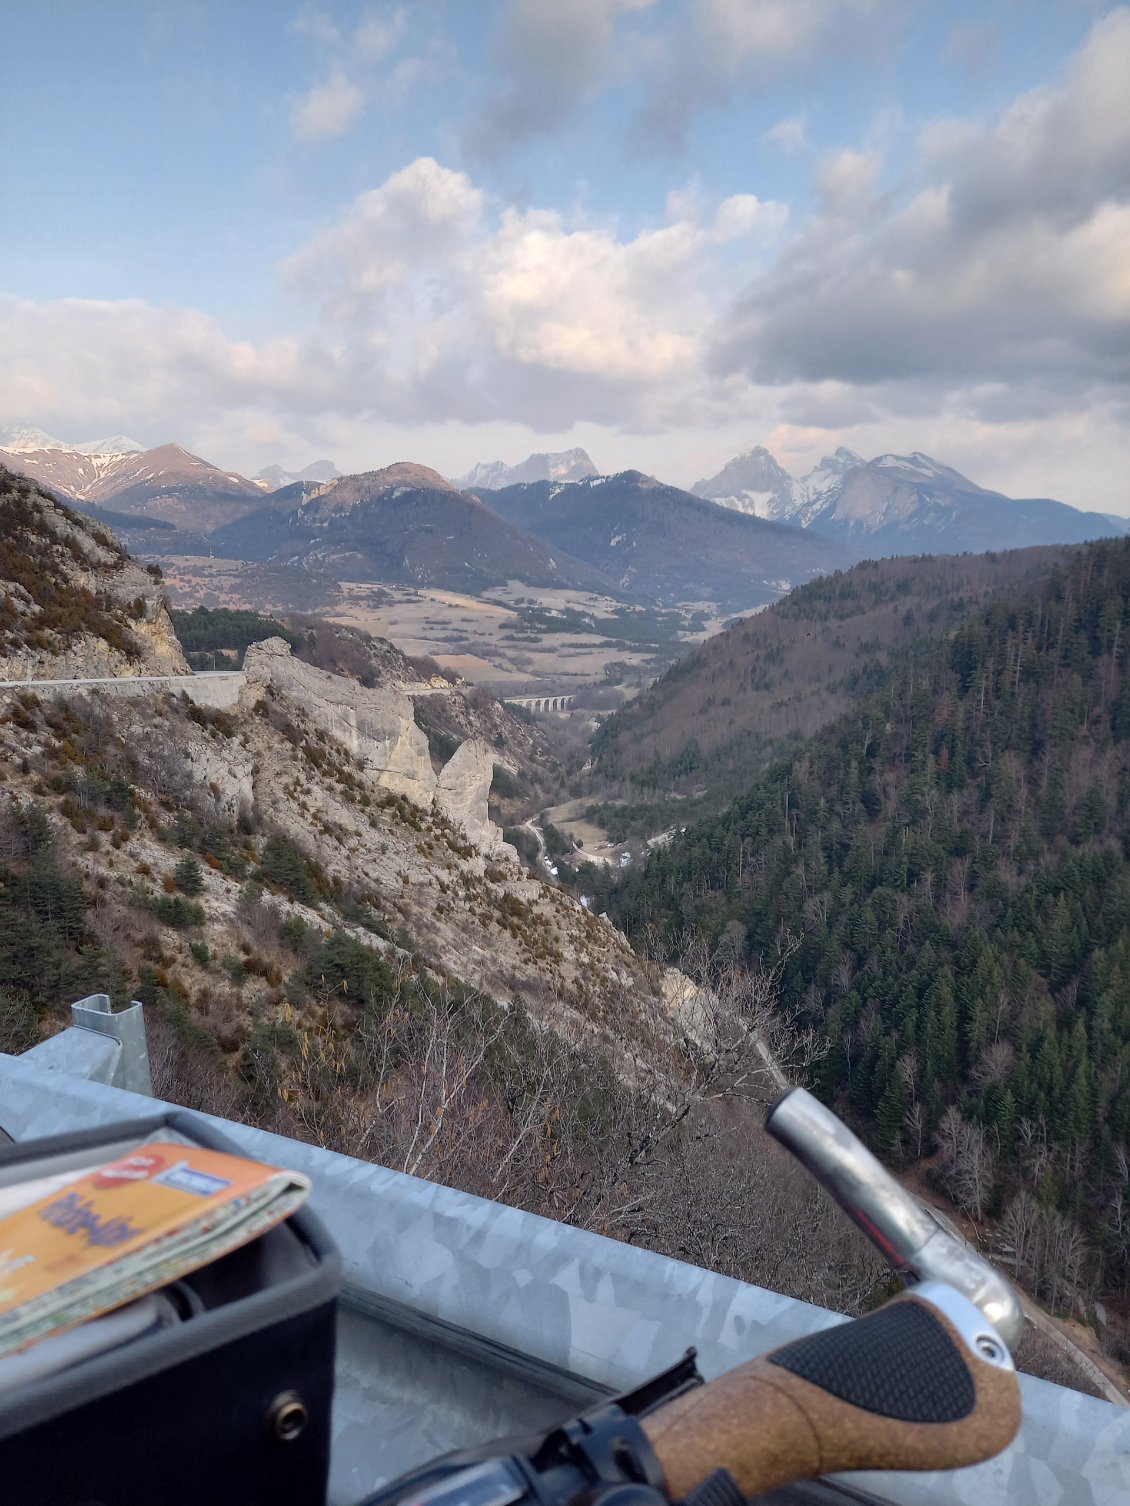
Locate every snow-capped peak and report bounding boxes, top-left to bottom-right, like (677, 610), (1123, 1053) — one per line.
(71, 435), (144, 456)
(873, 451), (946, 478)
(453, 448), (598, 490)
(0, 423), (67, 453)
(0, 423), (142, 457)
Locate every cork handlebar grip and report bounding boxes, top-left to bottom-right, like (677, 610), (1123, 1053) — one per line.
(640, 1283), (1021, 1500)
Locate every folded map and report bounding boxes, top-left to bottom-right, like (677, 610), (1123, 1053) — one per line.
(0, 1141), (311, 1356)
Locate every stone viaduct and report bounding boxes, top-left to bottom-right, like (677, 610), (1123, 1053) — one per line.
(507, 694), (576, 715)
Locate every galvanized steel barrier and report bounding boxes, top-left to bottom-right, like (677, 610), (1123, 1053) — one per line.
(0, 1007), (1127, 1505)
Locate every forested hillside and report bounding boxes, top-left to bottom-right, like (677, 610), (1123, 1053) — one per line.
(613, 538), (1130, 1302)
(594, 548), (1071, 802)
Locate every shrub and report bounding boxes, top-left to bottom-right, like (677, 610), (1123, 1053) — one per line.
(490, 765), (525, 800)
(0, 990), (43, 1054)
(173, 854), (204, 895)
(152, 894), (205, 929)
(302, 931), (396, 1014)
(259, 832), (320, 906)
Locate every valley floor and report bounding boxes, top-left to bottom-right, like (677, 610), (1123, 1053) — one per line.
(155, 556), (727, 700)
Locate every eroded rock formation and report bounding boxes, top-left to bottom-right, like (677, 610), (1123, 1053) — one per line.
(244, 638), (434, 803)
(243, 638), (505, 852)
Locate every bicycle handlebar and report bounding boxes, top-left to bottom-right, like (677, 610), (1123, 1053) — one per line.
(642, 1281), (1020, 1499)
(766, 1088), (1024, 1350)
(366, 1091), (1025, 1506)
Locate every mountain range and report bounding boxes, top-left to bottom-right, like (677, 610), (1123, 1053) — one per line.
(208, 463), (613, 595)
(3, 424), (1125, 600)
(0, 431), (342, 529)
(478, 470), (846, 611)
(452, 448), (597, 491)
(693, 445), (1125, 554)
(255, 459), (340, 488)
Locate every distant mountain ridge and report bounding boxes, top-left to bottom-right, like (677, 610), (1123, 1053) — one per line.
(693, 445), (1126, 554)
(691, 444), (864, 524)
(0, 423), (143, 456)
(208, 463), (612, 596)
(0, 438), (271, 532)
(478, 470), (849, 612)
(452, 448), (598, 490)
(255, 460), (340, 490)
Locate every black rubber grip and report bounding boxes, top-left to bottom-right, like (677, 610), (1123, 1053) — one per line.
(767, 1302), (975, 1424)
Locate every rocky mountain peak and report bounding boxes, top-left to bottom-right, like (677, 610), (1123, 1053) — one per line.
(0, 423), (142, 456)
(295, 463), (458, 519)
(454, 449), (598, 491)
(690, 445), (799, 520)
(811, 446), (865, 474)
(0, 423), (67, 453)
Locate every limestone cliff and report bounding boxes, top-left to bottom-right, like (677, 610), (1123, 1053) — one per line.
(434, 739), (504, 853)
(242, 637), (507, 852)
(243, 638), (434, 803)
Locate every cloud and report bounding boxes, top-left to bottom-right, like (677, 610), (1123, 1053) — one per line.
(710, 9), (1130, 402)
(291, 72), (366, 141)
(944, 21), (998, 77)
(694, 0), (878, 68)
(0, 158), (787, 449)
(288, 3), (413, 144)
(286, 156), (786, 427)
(285, 157), (486, 316)
(631, 0), (891, 153)
(813, 147), (882, 217)
(354, 5), (406, 62)
(925, 9), (1130, 234)
(764, 115), (808, 153)
(467, 0), (657, 156)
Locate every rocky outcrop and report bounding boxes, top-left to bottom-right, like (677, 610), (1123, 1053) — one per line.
(0, 471), (188, 680)
(435, 740), (505, 853)
(244, 638), (435, 803)
(242, 638), (506, 851)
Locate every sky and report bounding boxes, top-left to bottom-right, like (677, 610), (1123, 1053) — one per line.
(1, 0), (1127, 510)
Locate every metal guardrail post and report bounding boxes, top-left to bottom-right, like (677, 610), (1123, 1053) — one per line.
(19, 995), (154, 1097)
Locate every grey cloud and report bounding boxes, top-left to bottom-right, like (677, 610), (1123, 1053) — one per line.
(773, 383), (883, 428)
(938, 11), (1130, 236)
(629, 0), (896, 156)
(710, 12), (1130, 399)
(466, 0), (641, 158)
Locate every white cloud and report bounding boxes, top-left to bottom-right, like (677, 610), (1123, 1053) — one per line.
(354, 5), (406, 62)
(764, 115), (808, 153)
(284, 157), (786, 426)
(3, 13), (1128, 514)
(291, 72), (366, 141)
(285, 157), (486, 316)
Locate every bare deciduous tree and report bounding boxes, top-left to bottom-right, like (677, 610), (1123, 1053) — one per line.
(936, 1106), (994, 1221)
